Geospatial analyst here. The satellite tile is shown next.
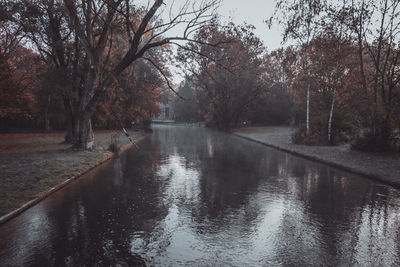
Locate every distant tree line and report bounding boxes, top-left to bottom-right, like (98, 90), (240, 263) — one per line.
(175, 22), (293, 129)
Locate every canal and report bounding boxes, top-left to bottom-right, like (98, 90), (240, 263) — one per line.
(0, 125), (400, 266)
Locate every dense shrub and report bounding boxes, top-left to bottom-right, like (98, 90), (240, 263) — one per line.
(351, 129), (399, 152)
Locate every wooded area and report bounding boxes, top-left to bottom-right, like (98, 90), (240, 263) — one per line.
(1, 0), (400, 152)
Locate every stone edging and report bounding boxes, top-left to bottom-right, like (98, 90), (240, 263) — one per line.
(232, 132), (400, 189)
(0, 135), (147, 226)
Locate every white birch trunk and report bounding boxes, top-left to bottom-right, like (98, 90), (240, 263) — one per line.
(328, 20), (343, 144)
(327, 11), (345, 144)
(328, 91), (336, 143)
(306, 74), (310, 134)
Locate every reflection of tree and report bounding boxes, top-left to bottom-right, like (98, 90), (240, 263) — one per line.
(4, 125), (400, 265)
(103, 128), (400, 264)
(26, 138), (167, 265)
(158, 124), (400, 265)
(156, 125), (400, 266)
(193, 136), (269, 224)
(270, 157), (400, 265)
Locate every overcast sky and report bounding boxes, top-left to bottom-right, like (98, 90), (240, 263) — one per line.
(217, 0), (283, 51)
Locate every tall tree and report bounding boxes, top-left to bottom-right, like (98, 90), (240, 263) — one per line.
(179, 23), (268, 129)
(343, 0), (400, 148)
(269, 0), (325, 134)
(8, 0), (220, 149)
(324, 0), (351, 143)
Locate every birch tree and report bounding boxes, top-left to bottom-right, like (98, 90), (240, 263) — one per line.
(326, 0), (351, 143)
(269, 0), (325, 134)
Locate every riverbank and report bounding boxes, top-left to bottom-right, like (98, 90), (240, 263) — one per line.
(0, 130), (146, 220)
(233, 126), (400, 187)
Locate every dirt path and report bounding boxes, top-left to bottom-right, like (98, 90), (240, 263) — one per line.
(0, 130), (146, 218)
(234, 126), (400, 187)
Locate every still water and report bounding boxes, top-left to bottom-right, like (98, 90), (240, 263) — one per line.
(1, 125), (400, 266)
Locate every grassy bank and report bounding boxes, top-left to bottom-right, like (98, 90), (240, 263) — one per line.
(234, 127), (400, 188)
(0, 130), (146, 218)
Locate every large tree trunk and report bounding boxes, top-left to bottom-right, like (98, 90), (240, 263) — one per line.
(74, 114), (94, 149)
(64, 96), (79, 143)
(65, 114), (80, 144)
(71, 51), (100, 149)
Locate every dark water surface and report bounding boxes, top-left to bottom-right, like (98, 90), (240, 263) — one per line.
(1, 125), (400, 266)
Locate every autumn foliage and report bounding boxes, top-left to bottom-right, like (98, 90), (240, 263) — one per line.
(271, 0), (400, 151)
(178, 23), (269, 129)
(1, 0), (400, 153)
(0, 46), (42, 130)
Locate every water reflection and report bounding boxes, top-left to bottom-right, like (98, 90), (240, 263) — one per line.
(0, 125), (400, 266)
